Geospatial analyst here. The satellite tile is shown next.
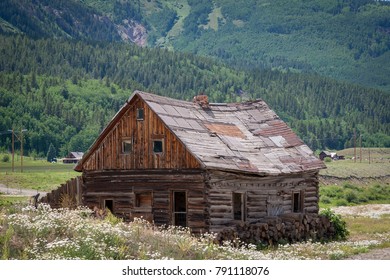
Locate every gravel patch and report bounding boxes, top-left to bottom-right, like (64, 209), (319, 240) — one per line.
(331, 204), (390, 218)
(347, 248), (390, 260)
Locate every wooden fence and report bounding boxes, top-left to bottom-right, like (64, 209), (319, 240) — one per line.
(40, 176), (83, 208)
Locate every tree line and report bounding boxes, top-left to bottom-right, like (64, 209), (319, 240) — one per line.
(0, 35), (388, 158)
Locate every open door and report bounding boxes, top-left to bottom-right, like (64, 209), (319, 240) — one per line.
(172, 191), (187, 227)
(104, 199), (114, 213)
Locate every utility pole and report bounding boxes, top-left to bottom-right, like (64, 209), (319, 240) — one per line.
(11, 128), (14, 172)
(20, 129), (27, 173)
(359, 134), (362, 163)
(368, 148), (371, 164)
(353, 128), (356, 163)
(7, 128), (27, 172)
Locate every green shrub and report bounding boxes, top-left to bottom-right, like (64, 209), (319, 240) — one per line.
(335, 198), (348, 206)
(343, 183), (359, 190)
(320, 185), (344, 199)
(344, 190), (358, 203)
(1, 154), (10, 162)
(320, 208), (349, 241)
(324, 157), (332, 163)
(320, 196), (332, 204)
(357, 194), (368, 203)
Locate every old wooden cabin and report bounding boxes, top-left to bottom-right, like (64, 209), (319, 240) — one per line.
(75, 91), (325, 234)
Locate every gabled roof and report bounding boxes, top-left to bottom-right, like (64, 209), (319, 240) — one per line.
(68, 152), (84, 159)
(76, 91), (325, 175)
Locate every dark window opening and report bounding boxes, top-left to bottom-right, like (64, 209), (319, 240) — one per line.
(233, 192), (245, 221)
(153, 140), (163, 153)
(104, 199), (114, 213)
(135, 192), (152, 208)
(122, 139), (132, 154)
(293, 192), (302, 213)
(137, 108), (144, 120)
(173, 191), (187, 227)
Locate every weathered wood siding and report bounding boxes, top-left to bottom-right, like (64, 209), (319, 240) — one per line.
(82, 169), (208, 233)
(40, 176), (83, 208)
(82, 96), (200, 171)
(206, 170), (320, 233)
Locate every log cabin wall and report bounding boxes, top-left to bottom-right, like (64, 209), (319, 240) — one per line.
(82, 169), (208, 233)
(82, 95), (200, 171)
(206, 170), (320, 233)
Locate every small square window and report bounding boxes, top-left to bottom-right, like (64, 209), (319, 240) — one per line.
(153, 140), (163, 153)
(136, 108), (144, 120)
(122, 139), (132, 154)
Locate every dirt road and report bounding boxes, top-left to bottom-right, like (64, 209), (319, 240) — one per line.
(0, 183), (46, 197)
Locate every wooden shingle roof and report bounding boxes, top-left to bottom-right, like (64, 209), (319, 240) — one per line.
(76, 91), (325, 174)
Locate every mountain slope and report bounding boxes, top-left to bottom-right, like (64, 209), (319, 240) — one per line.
(153, 0), (390, 91)
(0, 35), (388, 156)
(1, 0), (389, 90)
(0, 0), (147, 45)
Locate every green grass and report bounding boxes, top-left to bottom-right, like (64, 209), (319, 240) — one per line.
(346, 215), (390, 236)
(320, 148), (390, 179)
(0, 154), (78, 191)
(319, 184), (390, 208)
(320, 160), (390, 178)
(0, 196), (28, 208)
(319, 148), (390, 207)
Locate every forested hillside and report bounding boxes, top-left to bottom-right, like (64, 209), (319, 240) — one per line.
(160, 0), (390, 92)
(0, 0), (389, 91)
(0, 35), (388, 158)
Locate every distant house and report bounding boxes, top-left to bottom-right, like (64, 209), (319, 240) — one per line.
(63, 152), (84, 164)
(319, 151), (343, 161)
(74, 91), (325, 233)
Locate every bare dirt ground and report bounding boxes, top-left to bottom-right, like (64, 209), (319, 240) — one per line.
(0, 183), (46, 197)
(346, 248), (390, 260)
(332, 204), (390, 219)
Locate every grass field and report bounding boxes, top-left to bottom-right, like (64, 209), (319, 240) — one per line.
(0, 153), (78, 191)
(320, 148), (390, 179)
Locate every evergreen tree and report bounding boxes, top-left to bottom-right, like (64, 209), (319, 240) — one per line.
(46, 143), (56, 162)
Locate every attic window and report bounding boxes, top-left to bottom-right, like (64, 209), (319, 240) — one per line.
(136, 108), (144, 120)
(122, 138), (133, 154)
(153, 140), (163, 153)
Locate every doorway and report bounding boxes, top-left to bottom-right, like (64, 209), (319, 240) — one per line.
(172, 191), (187, 227)
(104, 199), (114, 213)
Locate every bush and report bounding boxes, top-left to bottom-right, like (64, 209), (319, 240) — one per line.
(320, 208), (349, 241)
(324, 157), (332, 163)
(343, 183), (359, 190)
(344, 190), (358, 203)
(1, 154), (10, 162)
(320, 196), (332, 204)
(335, 198), (348, 206)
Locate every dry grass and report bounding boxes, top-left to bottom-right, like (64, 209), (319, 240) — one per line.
(320, 148), (390, 179)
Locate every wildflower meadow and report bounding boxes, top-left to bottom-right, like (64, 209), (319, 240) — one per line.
(1, 203), (389, 260)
